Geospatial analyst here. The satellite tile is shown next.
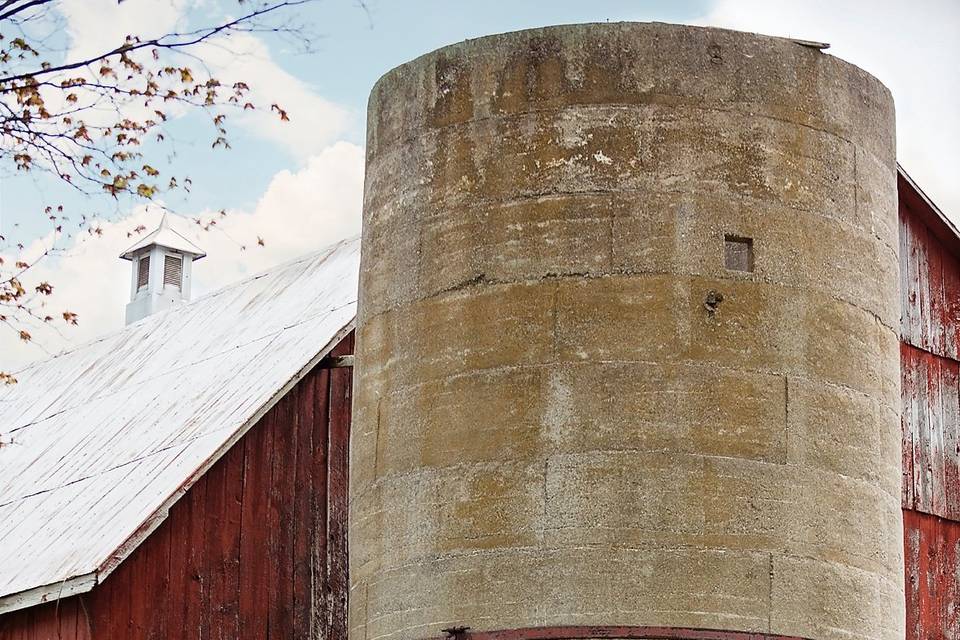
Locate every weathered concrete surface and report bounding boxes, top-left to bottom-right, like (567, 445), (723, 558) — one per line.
(351, 22), (901, 640)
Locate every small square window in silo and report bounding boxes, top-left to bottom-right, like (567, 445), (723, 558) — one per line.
(724, 235), (754, 272)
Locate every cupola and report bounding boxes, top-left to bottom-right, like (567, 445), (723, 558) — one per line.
(120, 212), (205, 324)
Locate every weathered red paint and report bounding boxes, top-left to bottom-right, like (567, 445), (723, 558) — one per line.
(903, 510), (960, 640)
(327, 351), (352, 639)
(899, 174), (960, 640)
(426, 627), (810, 640)
(0, 333), (353, 640)
(901, 343), (960, 519)
(900, 183), (960, 362)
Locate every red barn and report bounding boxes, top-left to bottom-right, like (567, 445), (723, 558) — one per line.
(1, 166), (959, 640)
(0, 238), (359, 640)
(898, 168), (960, 640)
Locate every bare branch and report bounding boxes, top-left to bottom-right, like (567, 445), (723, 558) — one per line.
(0, 1), (316, 86)
(0, 0), (54, 23)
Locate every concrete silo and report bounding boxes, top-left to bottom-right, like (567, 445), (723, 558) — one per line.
(351, 23), (902, 640)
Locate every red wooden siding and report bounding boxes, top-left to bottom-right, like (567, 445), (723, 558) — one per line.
(900, 183), (960, 640)
(900, 196), (960, 361)
(0, 332), (353, 640)
(904, 510), (960, 640)
(901, 343), (960, 519)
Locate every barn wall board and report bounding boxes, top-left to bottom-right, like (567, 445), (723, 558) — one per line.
(900, 184), (960, 640)
(0, 332), (353, 640)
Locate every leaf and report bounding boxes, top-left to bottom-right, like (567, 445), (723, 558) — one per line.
(18, 330), (31, 342)
(34, 282), (53, 295)
(62, 311), (79, 325)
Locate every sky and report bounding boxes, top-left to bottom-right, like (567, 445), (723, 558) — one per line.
(1, 0), (958, 369)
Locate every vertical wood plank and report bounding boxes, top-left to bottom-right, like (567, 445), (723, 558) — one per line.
(927, 354), (947, 516)
(220, 441), (246, 640)
(905, 212), (926, 348)
(135, 513), (170, 640)
(239, 409), (271, 640)
(901, 342), (917, 509)
(928, 235), (947, 356)
(944, 249), (960, 361)
(327, 332), (354, 640)
(292, 371), (317, 637)
(915, 217), (933, 351)
(900, 207), (914, 342)
(914, 349), (929, 510)
(311, 366), (331, 638)
(268, 380), (297, 640)
(166, 477), (193, 640)
(942, 360), (960, 521)
(185, 476), (208, 640)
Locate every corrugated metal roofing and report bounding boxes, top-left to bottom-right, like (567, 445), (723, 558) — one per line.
(0, 237), (359, 613)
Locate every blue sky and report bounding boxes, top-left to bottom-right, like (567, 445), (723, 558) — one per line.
(1, 0), (958, 367)
(2, 0), (713, 243)
(295, 0), (712, 119)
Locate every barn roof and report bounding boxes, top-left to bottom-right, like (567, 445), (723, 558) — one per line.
(0, 237), (359, 614)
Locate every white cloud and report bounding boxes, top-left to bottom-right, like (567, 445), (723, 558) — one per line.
(1, 141), (363, 372)
(57, 0), (350, 158)
(59, 0), (194, 60)
(194, 33), (352, 159)
(1, 2), (360, 372)
(690, 0), (960, 221)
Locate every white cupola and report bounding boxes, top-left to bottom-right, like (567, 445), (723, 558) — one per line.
(120, 212), (205, 325)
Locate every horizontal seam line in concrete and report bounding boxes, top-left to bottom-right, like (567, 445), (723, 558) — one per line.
(354, 447), (904, 504)
(350, 545), (901, 588)
(360, 269), (899, 336)
(366, 188), (898, 257)
(368, 98), (871, 156)
(364, 357), (901, 416)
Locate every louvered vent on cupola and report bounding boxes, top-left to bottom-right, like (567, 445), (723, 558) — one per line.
(119, 212), (206, 325)
(136, 255), (150, 290)
(163, 254), (183, 289)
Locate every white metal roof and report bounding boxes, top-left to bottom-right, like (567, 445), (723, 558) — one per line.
(119, 212), (207, 260)
(0, 237), (360, 613)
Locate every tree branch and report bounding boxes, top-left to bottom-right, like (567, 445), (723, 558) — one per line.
(0, 0), (53, 23)
(0, 0), (315, 86)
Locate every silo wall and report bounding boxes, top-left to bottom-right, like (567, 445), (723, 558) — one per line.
(351, 22), (902, 640)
